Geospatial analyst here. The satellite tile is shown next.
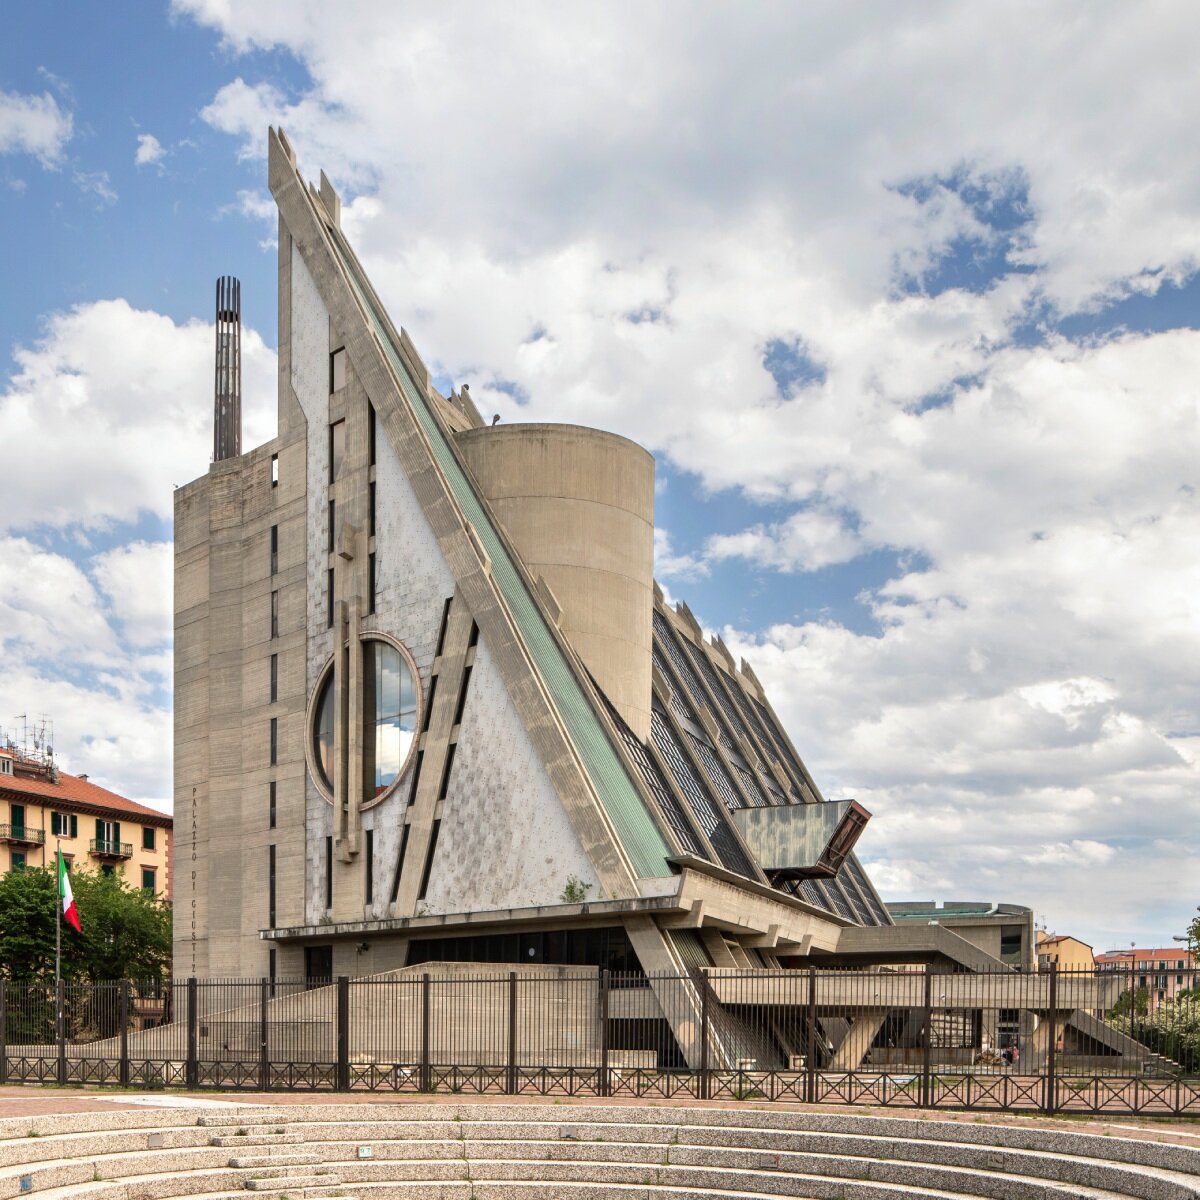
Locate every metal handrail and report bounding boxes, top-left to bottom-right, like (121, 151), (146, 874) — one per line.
(89, 838), (132, 857)
(0, 824), (45, 844)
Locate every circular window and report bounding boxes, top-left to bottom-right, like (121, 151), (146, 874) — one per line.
(307, 636), (421, 807)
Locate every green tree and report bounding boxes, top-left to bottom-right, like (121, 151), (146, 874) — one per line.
(0, 865), (171, 983)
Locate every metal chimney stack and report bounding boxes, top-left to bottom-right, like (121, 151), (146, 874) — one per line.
(213, 275), (242, 461)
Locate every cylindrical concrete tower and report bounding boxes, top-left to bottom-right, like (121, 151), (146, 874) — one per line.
(213, 275), (241, 462)
(457, 423), (655, 740)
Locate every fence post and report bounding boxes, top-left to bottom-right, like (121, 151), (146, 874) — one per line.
(698, 969), (710, 1101)
(118, 981), (130, 1087)
(185, 978), (198, 1090)
(920, 965), (932, 1108)
(55, 978), (67, 1086)
(259, 978), (269, 1091)
(0, 978), (7, 1087)
(805, 966), (817, 1104)
(506, 971), (518, 1095)
(420, 973), (431, 1092)
(335, 976), (350, 1091)
(598, 968), (610, 1098)
(1044, 963), (1058, 1113)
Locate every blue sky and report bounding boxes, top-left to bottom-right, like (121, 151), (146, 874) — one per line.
(2, 2), (1199, 954)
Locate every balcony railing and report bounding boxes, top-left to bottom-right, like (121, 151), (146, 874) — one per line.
(0, 824), (45, 845)
(89, 838), (132, 859)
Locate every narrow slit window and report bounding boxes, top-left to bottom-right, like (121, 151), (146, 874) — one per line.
(328, 499), (336, 553)
(329, 419), (345, 482)
(421, 677), (437, 732)
(270, 524), (278, 575)
(368, 552), (377, 615)
(435, 597), (452, 657)
(407, 751), (424, 806)
(330, 347), (347, 392)
(368, 402), (377, 466)
(453, 666), (472, 728)
(365, 828), (374, 904)
(390, 822), (410, 903)
(269, 653), (278, 703)
(325, 835), (333, 909)
(268, 844), (276, 929)
(438, 743), (457, 800)
(418, 820), (440, 901)
(269, 780), (277, 829)
(369, 481), (376, 538)
(270, 590), (279, 639)
(327, 568), (335, 628)
(269, 717), (278, 766)
(271, 454), (279, 487)
(468, 620), (479, 648)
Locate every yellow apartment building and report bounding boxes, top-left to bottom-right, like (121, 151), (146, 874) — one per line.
(1037, 932), (1096, 971)
(0, 746), (171, 900)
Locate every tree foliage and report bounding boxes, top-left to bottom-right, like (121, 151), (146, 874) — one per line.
(0, 865), (171, 983)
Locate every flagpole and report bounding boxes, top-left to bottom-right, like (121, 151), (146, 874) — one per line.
(55, 838), (61, 988)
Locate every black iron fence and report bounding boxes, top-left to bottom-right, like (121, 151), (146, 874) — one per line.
(0, 964), (1196, 1114)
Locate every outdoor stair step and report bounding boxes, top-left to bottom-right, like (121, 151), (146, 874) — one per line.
(229, 1152), (322, 1167)
(212, 1132), (307, 1146)
(245, 1173), (342, 1191)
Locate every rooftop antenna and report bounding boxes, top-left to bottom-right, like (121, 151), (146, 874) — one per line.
(213, 275), (242, 461)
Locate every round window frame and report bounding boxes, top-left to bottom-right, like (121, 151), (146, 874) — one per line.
(304, 631), (424, 810)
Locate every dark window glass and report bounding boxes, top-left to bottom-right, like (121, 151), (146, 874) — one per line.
(268, 844), (276, 928)
(325, 836), (333, 909)
(418, 820), (440, 900)
(468, 621), (479, 648)
(270, 524), (278, 574)
(390, 822), (410, 902)
(327, 568), (335, 628)
(365, 829), (374, 904)
(435, 598), (452, 656)
(271, 590), (279, 639)
(369, 482), (376, 537)
(368, 553), (376, 615)
(270, 653), (278, 703)
(328, 499), (336, 553)
(329, 420), (345, 482)
(438, 743), (457, 800)
(453, 666), (472, 727)
(269, 780), (277, 829)
(368, 402), (376, 466)
(422, 676), (437, 732)
(269, 717), (278, 766)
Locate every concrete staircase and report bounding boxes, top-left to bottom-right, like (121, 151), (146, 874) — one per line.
(0, 1101), (1195, 1198)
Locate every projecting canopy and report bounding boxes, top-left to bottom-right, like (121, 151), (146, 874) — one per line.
(731, 800), (870, 881)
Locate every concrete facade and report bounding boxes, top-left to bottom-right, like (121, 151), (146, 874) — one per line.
(169, 133), (1058, 1054)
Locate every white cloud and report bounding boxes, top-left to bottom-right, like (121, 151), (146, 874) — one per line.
(0, 89), (72, 166)
(0, 298), (276, 533)
(135, 133), (165, 167)
(707, 507), (863, 573)
(653, 528), (708, 582)
(92, 542), (173, 648)
(116, 2), (1200, 941)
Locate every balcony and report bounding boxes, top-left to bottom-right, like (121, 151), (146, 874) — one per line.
(89, 838), (132, 860)
(0, 824), (45, 846)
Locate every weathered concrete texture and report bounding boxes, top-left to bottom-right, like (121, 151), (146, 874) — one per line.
(0, 1101), (1198, 1199)
(457, 423), (656, 741)
(424, 633), (600, 914)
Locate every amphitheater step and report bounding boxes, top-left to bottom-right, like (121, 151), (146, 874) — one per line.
(245, 1172), (343, 1191)
(229, 1151), (322, 1167)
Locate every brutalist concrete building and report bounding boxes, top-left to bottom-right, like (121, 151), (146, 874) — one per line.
(180, 130), (1078, 998)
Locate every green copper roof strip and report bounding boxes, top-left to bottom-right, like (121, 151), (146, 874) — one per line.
(327, 228), (671, 879)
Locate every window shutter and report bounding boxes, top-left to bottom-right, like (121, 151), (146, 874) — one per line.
(96, 818), (105, 844)
(71, 814), (78, 838)
(113, 821), (121, 849)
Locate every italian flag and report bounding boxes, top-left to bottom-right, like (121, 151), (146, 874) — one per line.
(58, 850), (81, 933)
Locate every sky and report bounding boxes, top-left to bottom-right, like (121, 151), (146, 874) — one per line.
(1, 1), (1198, 955)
